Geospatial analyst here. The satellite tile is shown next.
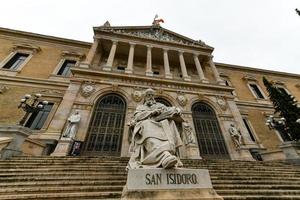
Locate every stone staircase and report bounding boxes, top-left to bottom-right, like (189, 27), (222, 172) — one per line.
(0, 156), (299, 200)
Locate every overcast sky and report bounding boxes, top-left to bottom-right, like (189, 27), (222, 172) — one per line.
(1, 0), (299, 74)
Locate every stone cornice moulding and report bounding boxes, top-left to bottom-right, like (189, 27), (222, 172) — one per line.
(242, 73), (257, 82)
(0, 75), (69, 89)
(12, 43), (41, 54)
(71, 67), (235, 93)
(0, 27), (91, 49)
(61, 50), (86, 60)
(236, 100), (273, 109)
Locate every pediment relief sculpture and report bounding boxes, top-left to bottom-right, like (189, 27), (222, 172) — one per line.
(97, 25), (210, 48)
(242, 74), (257, 81)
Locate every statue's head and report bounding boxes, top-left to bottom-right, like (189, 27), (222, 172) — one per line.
(144, 88), (156, 106)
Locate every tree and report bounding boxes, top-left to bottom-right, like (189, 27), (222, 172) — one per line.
(296, 8), (300, 16)
(263, 77), (300, 141)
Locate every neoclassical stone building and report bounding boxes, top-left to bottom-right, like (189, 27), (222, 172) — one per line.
(1, 22), (299, 161)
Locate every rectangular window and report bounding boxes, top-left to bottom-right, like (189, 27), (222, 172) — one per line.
(57, 60), (76, 76)
(249, 84), (264, 99)
(242, 118), (256, 142)
(3, 53), (29, 70)
(25, 103), (53, 130)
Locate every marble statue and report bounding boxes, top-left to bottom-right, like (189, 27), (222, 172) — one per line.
(62, 111), (81, 139)
(228, 124), (243, 149)
(127, 88), (184, 169)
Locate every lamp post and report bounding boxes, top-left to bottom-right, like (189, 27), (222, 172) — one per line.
(265, 116), (291, 141)
(17, 93), (48, 126)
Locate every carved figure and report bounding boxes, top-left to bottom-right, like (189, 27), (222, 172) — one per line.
(62, 111), (81, 139)
(228, 124), (243, 149)
(128, 88), (184, 169)
(182, 122), (197, 145)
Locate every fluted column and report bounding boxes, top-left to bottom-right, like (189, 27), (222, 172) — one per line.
(178, 50), (191, 81)
(207, 56), (224, 85)
(80, 38), (99, 68)
(145, 45), (153, 76)
(193, 54), (208, 83)
(163, 48), (172, 79)
(103, 40), (118, 71)
(125, 42), (136, 74)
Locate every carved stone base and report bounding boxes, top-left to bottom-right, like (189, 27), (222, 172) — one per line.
(146, 71), (153, 76)
(102, 66), (112, 71)
(186, 144), (202, 159)
(165, 73), (173, 79)
(125, 68), (133, 74)
(121, 168), (223, 200)
(232, 147), (255, 161)
(183, 76), (191, 81)
(51, 138), (73, 156)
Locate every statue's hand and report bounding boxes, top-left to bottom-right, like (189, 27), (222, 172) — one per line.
(175, 107), (182, 115)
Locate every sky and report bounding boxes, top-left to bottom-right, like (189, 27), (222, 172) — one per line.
(0, 0), (299, 74)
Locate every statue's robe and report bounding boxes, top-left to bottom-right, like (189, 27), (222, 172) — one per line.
(128, 102), (183, 169)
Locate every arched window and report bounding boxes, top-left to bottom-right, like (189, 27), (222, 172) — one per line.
(192, 102), (229, 159)
(155, 97), (172, 107)
(83, 94), (126, 156)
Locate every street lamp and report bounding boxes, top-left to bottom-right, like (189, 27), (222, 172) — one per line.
(265, 115), (291, 141)
(17, 93), (48, 126)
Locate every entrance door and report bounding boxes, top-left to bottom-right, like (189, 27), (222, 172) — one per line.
(82, 94), (126, 156)
(192, 102), (229, 159)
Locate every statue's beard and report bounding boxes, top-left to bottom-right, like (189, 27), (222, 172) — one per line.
(146, 99), (155, 106)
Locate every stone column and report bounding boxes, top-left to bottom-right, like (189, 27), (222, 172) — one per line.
(125, 42), (136, 74)
(163, 48), (172, 79)
(193, 54), (208, 83)
(103, 40), (118, 71)
(178, 50), (191, 81)
(80, 38), (99, 68)
(41, 82), (81, 140)
(207, 56), (224, 85)
(145, 45), (153, 76)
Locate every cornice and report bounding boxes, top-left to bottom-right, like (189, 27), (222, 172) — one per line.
(0, 27), (91, 49)
(0, 75), (69, 89)
(216, 62), (300, 79)
(71, 67), (234, 93)
(235, 100), (273, 109)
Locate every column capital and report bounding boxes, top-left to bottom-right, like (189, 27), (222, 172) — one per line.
(193, 53), (200, 58)
(207, 55), (214, 60)
(163, 48), (169, 52)
(111, 39), (118, 44)
(178, 50), (184, 54)
(146, 45), (153, 49)
(129, 42), (136, 46)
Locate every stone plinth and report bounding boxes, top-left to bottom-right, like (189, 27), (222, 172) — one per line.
(121, 168), (223, 200)
(51, 138), (73, 156)
(279, 141), (300, 160)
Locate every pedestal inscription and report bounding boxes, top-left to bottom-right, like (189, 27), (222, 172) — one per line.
(127, 168), (212, 190)
(122, 168), (223, 200)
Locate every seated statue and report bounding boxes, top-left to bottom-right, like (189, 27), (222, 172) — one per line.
(127, 88), (184, 169)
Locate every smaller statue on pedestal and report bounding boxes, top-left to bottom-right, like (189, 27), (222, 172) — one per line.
(62, 111), (81, 139)
(228, 124), (243, 149)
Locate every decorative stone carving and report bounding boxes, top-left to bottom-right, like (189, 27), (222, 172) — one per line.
(216, 96), (227, 110)
(127, 88), (184, 169)
(62, 111), (81, 139)
(0, 85), (9, 94)
(80, 82), (95, 98)
(228, 124), (243, 149)
(37, 89), (64, 96)
(242, 74), (257, 81)
(131, 90), (143, 102)
(103, 28), (209, 48)
(103, 21), (111, 27)
(177, 93), (187, 107)
(182, 122), (197, 145)
(12, 43), (41, 54)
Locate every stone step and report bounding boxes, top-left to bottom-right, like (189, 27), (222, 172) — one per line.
(0, 185), (123, 195)
(214, 184), (300, 190)
(0, 191), (122, 200)
(0, 180), (126, 188)
(222, 196), (300, 200)
(1, 176), (126, 182)
(217, 190), (300, 195)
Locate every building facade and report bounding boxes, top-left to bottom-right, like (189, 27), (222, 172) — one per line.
(1, 22), (299, 160)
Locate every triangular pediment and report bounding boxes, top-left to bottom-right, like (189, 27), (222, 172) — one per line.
(94, 23), (212, 49)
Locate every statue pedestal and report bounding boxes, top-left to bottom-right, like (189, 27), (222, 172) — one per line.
(121, 168), (223, 200)
(51, 138), (73, 156)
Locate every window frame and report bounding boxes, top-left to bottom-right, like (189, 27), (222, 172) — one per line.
(25, 103), (54, 130)
(0, 43), (40, 76)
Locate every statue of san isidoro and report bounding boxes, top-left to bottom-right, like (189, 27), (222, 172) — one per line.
(127, 88), (184, 169)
